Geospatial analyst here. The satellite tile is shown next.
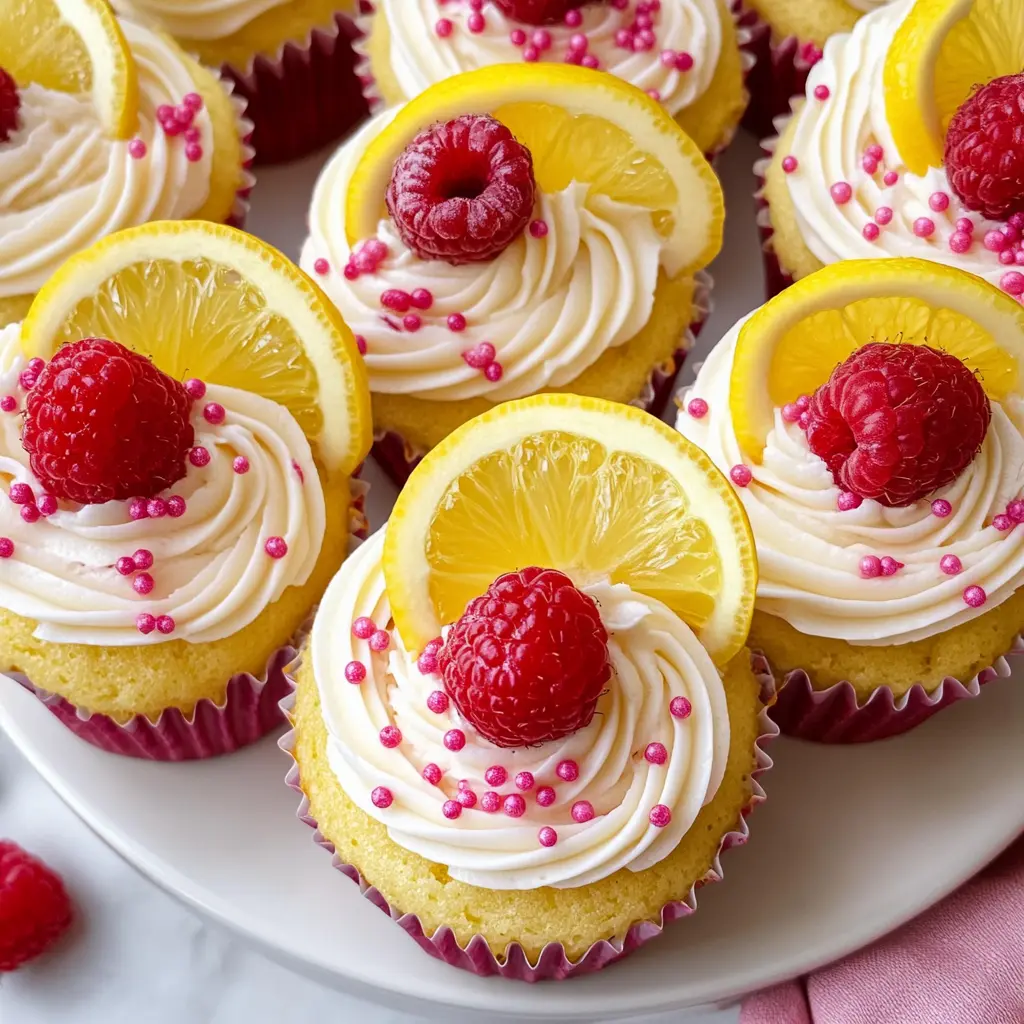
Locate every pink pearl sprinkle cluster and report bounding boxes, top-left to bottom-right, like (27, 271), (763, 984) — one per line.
(858, 554), (904, 578)
(151, 92), (205, 162)
(8, 482), (56, 524)
(461, 341), (504, 382)
(344, 238), (391, 280)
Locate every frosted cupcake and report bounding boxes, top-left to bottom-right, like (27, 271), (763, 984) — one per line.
(110, 0), (367, 163)
(0, 1), (251, 330)
(759, 0), (1024, 300)
(301, 63), (723, 482)
(358, 0), (751, 158)
(0, 220), (371, 760)
(286, 392), (774, 977)
(678, 258), (1024, 742)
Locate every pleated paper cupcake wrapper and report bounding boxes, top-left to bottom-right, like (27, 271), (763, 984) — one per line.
(220, 10), (370, 166)
(7, 479), (370, 762)
(372, 270), (713, 486)
(766, 633), (1024, 743)
(276, 653), (777, 981)
(753, 117), (798, 301)
(220, 69), (256, 230)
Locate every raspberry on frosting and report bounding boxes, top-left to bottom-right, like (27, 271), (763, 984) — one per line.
(437, 567), (612, 748)
(804, 342), (991, 508)
(0, 66), (19, 144)
(21, 338), (195, 505)
(494, 0), (589, 23)
(385, 113), (536, 265)
(944, 73), (1024, 222)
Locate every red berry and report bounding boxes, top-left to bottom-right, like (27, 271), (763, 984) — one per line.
(493, 0), (587, 24)
(0, 842), (73, 971)
(437, 567), (611, 748)
(804, 343), (990, 507)
(21, 339), (194, 505)
(0, 67), (20, 143)
(944, 73), (1024, 221)
(386, 114), (536, 265)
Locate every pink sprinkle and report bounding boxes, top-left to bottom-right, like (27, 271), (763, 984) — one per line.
(956, 217), (975, 234)
(796, 394), (810, 411)
(146, 498), (167, 519)
(136, 613), (156, 635)
(482, 766), (506, 788)
(862, 223), (880, 242)
(156, 615), (176, 636)
(36, 495), (56, 517)
(343, 263), (359, 280)
(422, 763), (443, 785)
(133, 548), (154, 571)
(571, 800), (595, 823)
(670, 696), (692, 719)
(940, 554), (962, 576)
(468, 11), (485, 31)
(379, 725), (402, 748)
(8, 483), (32, 505)
(781, 402), (801, 422)
(402, 314), (422, 332)
(883, 171), (899, 187)
(687, 397), (708, 418)
(645, 742), (668, 765)
(999, 249), (1016, 266)
(859, 555), (882, 578)
(416, 650), (438, 674)
(157, 104), (174, 124)
(371, 787), (393, 809)
(556, 759), (579, 782)
(481, 791), (501, 813)
(580, 54), (600, 68)
(538, 826), (558, 848)
(931, 498), (952, 518)
(481, 362), (501, 382)
(344, 660), (366, 683)
(185, 143), (203, 163)
(463, 342), (496, 370)
(404, 289), (432, 313)
(523, 44), (539, 61)
(532, 28), (552, 50)
(929, 191), (950, 212)
(730, 464), (753, 487)
(1000, 271), (1024, 296)
(133, 572), (155, 596)
(1003, 224), (1021, 244)
(536, 785), (556, 807)
(660, 48), (677, 67)
(994, 513), (1014, 531)
(442, 799), (462, 820)
(447, 313), (467, 332)
(166, 495), (186, 518)
(984, 230), (1008, 253)
(913, 217), (936, 238)
(0, 395), (15, 412)
(837, 491), (863, 512)
(949, 231), (972, 254)
(291, 459), (304, 483)
(1011, 212), (1024, 230)
(781, 155), (798, 174)
(355, 335), (367, 355)
(203, 402), (225, 425)
(798, 411), (810, 430)
(426, 690), (449, 714)
(368, 628), (390, 652)
(813, 84), (830, 101)
(649, 804), (672, 828)
(510, 27), (526, 45)
(233, 456), (250, 474)
(865, 143), (884, 161)
(128, 498), (149, 521)
(189, 446), (211, 467)
(380, 289), (411, 312)
(444, 729), (466, 752)
(1007, 498), (1024, 523)
(515, 771), (535, 791)
(880, 556), (904, 576)
(313, 258), (329, 275)
(19, 504), (39, 524)
(116, 556), (136, 576)
(565, 9), (582, 26)
(128, 139), (147, 159)
(830, 182), (853, 205)
(265, 536), (288, 559)
(184, 378), (206, 399)
(183, 92), (203, 112)
(456, 788), (477, 809)
(0, 537), (13, 558)
(963, 585), (986, 608)
(503, 794), (526, 818)
(862, 155), (878, 175)
(874, 206), (893, 226)
(184, 127), (201, 144)
(529, 219), (548, 238)
(435, 17), (453, 37)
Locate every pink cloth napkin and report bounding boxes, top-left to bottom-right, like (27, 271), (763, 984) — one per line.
(741, 834), (1024, 1024)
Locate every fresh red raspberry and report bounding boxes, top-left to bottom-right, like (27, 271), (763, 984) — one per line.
(494, 0), (589, 23)
(386, 114), (535, 264)
(22, 339), (195, 505)
(0, 842), (73, 971)
(944, 73), (1024, 221)
(0, 66), (20, 143)
(437, 567), (612, 748)
(804, 343), (990, 508)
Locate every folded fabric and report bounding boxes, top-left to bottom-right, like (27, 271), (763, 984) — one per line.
(741, 833), (1024, 1024)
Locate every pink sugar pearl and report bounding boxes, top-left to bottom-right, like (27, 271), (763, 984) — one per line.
(781, 155), (798, 174)
(687, 397), (708, 418)
(456, 788), (477, 809)
(442, 800), (462, 820)
(422, 763), (443, 785)
(571, 800), (595, 823)
(529, 219), (548, 238)
(371, 787), (393, 809)
(670, 696), (692, 719)
(435, 17), (453, 37)
(510, 27), (526, 45)
(116, 556), (136, 576)
(403, 314), (422, 332)
(379, 725), (402, 748)
(19, 505), (40, 524)
(874, 206), (893, 226)
(931, 498), (952, 518)
(538, 826), (558, 848)
(865, 143), (884, 160)
(416, 649), (438, 674)
(443, 729), (466, 752)
(184, 378), (206, 399)
(515, 771), (536, 791)
(984, 230), (1008, 252)
(313, 258), (329, 275)
(132, 572), (154, 596)
(928, 192), (950, 212)
(862, 155), (878, 175)
(146, 497), (167, 519)
(949, 231), (972, 254)
(426, 689), (449, 713)
(1007, 499), (1024, 523)
(0, 396), (16, 413)
(203, 402), (225, 425)
(644, 742), (668, 765)
(556, 759), (579, 782)
(189, 446), (211, 467)
(447, 312), (467, 332)
(232, 456), (250, 474)
(883, 171), (899, 186)
(136, 613), (156, 635)
(837, 491), (863, 512)
(830, 182), (853, 205)
(484, 362), (504, 382)
(1000, 271), (1024, 296)
(649, 804), (672, 828)
(994, 513), (1014, 531)
(484, 765), (507, 787)
(956, 217), (975, 234)
(913, 217), (936, 238)
(264, 536), (288, 559)
(410, 288), (433, 310)
(859, 555), (882, 578)
(730, 464), (752, 487)
(863, 223), (880, 242)
(940, 554), (962, 575)
(128, 498), (149, 521)
(963, 585), (986, 608)
(36, 495), (56, 517)
(8, 483), (32, 505)
(503, 794), (526, 818)
(879, 556), (904, 576)
(352, 616), (376, 639)
(128, 139), (147, 159)
(480, 791), (501, 813)
(155, 615), (175, 635)
(368, 629), (390, 652)
(564, 9), (582, 26)
(813, 84), (830, 100)
(0, 537), (13, 558)
(133, 549), (154, 571)
(536, 785), (556, 807)
(345, 660), (366, 684)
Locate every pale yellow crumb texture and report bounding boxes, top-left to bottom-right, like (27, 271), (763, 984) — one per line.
(374, 270), (696, 454)
(0, 295), (33, 331)
(0, 473), (352, 721)
(292, 649), (765, 963)
(744, 0), (862, 47)
(750, 587), (1024, 699)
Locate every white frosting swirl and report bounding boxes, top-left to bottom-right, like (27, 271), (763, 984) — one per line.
(0, 18), (216, 301)
(677, 318), (1024, 646)
(0, 323), (325, 646)
(374, 0), (722, 118)
(301, 111), (664, 402)
(314, 529), (730, 891)
(782, 0), (1015, 289)
(111, 0), (286, 41)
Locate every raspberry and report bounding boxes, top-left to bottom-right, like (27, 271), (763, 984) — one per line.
(494, 0), (588, 24)
(944, 73), (1024, 221)
(0, 842), (73, 971)
(0, 67), (19, 143)
(804, 343), (990, 508)
(437, 567), (611, 748)
(21, 339), (195, 505)
(386, 114), (535, 264)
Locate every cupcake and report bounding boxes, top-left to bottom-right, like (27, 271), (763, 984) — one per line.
(300, 63), (723, 483)
(285, 392), (774, 978)
(358, 0), (751, 159)
(759, 0), (1024, 300)
(110, 0), (368, 163)
(0, 219), (372, 760)
(0, 0), (252, 330)
(678, 257), (1024, 743)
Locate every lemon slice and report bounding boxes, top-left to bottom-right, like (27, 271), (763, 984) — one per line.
(383, 393), (756, 666)
(346, 64), (723, 280)
(0, 0), (139, 139)
(730, 257), (1024, 463)
(21, 220), (373, 477)
(884, 0), (1024, 175)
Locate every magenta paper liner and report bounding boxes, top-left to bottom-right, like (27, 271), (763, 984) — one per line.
(222, 9), (370, 166)
(753, 119), (797, 300)
(371, 271), (714, 487)
(766, 633), (1024, 743)
(276, 653), (777, 981)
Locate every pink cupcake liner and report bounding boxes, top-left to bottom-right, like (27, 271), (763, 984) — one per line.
(277, 652), (777, 981)
(221, 9), (370, 166)
(753, 118), (797, 300)
(765, 633), (1024, 743)
(371, 271), (714, 486)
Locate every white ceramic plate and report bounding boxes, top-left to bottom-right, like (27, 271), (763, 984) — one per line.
(2, 136), (1023, 1022)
